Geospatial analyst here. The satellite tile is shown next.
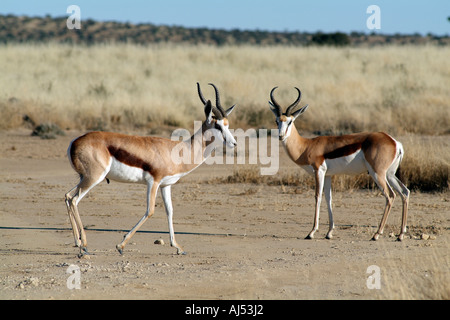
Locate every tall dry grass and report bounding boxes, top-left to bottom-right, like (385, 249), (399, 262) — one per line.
(0, 43), (448, 191)
(0, 43), (449, 135)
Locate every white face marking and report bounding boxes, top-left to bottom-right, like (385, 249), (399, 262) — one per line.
(277, 116), (294, 141)
(215, 119), (237, 147)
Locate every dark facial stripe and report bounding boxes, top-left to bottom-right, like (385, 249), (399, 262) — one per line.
(324, 143), (362, 159)
(214, 123), (223, 132)
(107, 146), (153, 174)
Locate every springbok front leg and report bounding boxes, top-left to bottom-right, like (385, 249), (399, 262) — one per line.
(306, 167), (326, 239)
(161, 185), (186, 255)
(116, 180), (159, 254)
(324, 176), (335, 239)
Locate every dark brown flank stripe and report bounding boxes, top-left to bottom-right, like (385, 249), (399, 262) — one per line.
(107, 146), (153, 174)
(324, 143), (362, 159)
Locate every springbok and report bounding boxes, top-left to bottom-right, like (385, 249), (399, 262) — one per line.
(269, 87), (410, 241)
(65, 83), (237, 257)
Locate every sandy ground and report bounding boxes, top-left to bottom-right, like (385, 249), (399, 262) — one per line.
(0, 129), (449, 300)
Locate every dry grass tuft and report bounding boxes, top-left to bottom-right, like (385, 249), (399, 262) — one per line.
(400, 136), (449, 192)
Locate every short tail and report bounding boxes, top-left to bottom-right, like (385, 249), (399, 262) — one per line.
(395, 142), (405, 181)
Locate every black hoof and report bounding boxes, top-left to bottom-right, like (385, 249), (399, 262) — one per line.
(77, 247), (90, 258)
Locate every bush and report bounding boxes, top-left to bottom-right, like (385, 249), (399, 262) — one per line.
(31, 123), (65, 139)
(310, 32), (351, 46)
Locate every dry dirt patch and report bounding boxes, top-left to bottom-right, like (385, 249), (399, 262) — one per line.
(0, 130), (449, 299)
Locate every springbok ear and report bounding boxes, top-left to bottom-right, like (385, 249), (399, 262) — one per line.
(225, 104), (236, 116)
(292, 104), (309, 120)
(204, 100), (213, 124)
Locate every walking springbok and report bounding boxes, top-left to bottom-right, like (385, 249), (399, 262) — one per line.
(269, 87), (410, 241)
(65, 83), (237, 257)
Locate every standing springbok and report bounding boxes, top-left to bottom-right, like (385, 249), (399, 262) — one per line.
(65, 83), (237, 257)
(269, 87), (410, 241)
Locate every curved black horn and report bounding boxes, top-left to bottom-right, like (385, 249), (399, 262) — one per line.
(269, 87), (282, 117)
(211, 107), (224, 120)
(197, 82), (207, 105)
(208, 83), (227, 117)
(285, 87), (302, 116)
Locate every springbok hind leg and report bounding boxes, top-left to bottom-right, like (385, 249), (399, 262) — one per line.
(65, 185), (81, 247)
(368, 169), (396, 241)
(65, 174), (105, 257)
(387, 174), (410, 241)
(65, 186), (89, 256)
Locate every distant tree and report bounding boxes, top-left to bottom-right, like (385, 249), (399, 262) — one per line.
(310, 32), (351, 46)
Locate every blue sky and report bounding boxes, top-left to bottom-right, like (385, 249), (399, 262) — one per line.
(1, 0), (449, 35)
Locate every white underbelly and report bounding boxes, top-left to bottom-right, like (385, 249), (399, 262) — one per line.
(106, 157), (150, 184)
(325, 149), (367, 175)
(106, 157), (190, 187)
(160, 172), (188, 187)
(300, 149), (368, 176)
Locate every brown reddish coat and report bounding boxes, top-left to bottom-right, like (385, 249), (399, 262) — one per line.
(284, 129), (397, 172)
